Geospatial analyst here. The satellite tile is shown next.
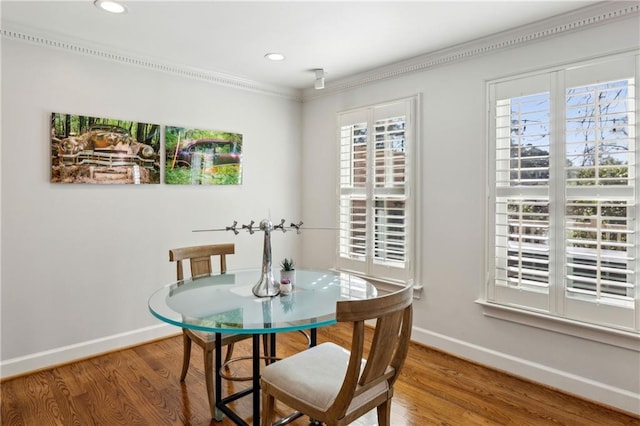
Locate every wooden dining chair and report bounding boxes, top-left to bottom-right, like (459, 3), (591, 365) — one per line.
(169, 243), (250, 419)
(260, 284), (413, 426)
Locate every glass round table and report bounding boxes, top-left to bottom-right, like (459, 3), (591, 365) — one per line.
(148, 268), (377, 425)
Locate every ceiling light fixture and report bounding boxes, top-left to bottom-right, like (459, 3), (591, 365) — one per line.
(314, 69), (325, 90)
(94, 0), (127, 14)
(264, 53), (285, 62)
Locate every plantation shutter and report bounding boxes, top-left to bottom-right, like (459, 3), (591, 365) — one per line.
(490, 74), (553, 311)
(339, 112), (368, 263)
(338, 98), (414, 284)
(562, 57), (637, 328)
(488, 55), (639, 332)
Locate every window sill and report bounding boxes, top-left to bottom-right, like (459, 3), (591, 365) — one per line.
(331, 268), (423, 299)
(476, 299), (639, 351)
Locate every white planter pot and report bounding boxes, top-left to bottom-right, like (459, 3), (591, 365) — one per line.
(279, 282), (293, 295)
(279, 269), (296, 286)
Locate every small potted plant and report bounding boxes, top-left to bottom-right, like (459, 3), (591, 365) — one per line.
(280, 258), (296, 286)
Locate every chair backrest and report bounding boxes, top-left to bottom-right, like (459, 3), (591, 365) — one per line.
(169, 243), (235, 280)
(331, 284), (413, 418)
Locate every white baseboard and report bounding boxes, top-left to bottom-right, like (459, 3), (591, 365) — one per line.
(411, 326), (640, 416)
(0, 324), (177, 380)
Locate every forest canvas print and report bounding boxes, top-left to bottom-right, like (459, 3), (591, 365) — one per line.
(51, 113), (161, 184)
(165, 126), (243, 185)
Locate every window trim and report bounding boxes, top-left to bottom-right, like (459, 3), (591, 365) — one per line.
(334, 95), (421, 288)
(476, 299), (639, 351)
(484, 51), (640, 339)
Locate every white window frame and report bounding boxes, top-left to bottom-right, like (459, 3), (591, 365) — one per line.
(483, 52), (640, 347)
(335, 96), (419, 290)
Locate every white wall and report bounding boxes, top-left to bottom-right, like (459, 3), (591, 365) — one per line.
(300, 16), (640, 414)
(0, 40), (302, 374)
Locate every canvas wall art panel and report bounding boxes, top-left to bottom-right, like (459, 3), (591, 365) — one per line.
(51, 113), (161, 184)
(165, 126), (243, 185)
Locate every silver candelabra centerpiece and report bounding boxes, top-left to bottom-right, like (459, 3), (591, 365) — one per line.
(251, 219), (280, 297)
(195, 218), (304, 297)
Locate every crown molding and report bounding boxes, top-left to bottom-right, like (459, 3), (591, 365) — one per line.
(0, 24), (303, 102)
(2, 2), (637, 104)
(302, 1), (640, 101)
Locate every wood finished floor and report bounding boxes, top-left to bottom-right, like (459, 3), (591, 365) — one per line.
(2, 323), (638, 425)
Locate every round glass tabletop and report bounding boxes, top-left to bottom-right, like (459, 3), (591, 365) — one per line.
(148, 269), (378, 334)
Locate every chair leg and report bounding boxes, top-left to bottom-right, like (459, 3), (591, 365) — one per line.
(180, 331), (192, 381)
(376, 399), (391, 426)
(224, 342), (235, 364)
(260, 390), (275, 426)
(204, 346), (216, 420)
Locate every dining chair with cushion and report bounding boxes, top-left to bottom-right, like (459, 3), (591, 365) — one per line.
(169, 243), (250, 419)
(260, 284), (413, 426)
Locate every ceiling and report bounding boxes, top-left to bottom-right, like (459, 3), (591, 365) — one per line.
(1, 1), (603, 90)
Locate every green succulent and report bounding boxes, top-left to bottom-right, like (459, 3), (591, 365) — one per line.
(280, 258), (295, 271)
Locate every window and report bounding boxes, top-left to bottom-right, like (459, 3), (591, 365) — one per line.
(337, 98), (416, 285)
(487, 54), (639, 333)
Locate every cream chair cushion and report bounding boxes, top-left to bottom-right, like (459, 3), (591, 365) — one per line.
(261, 342), (388, 413)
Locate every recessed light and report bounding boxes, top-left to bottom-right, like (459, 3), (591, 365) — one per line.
(94, 0), (127, 14)
(264, 53), (285, 62)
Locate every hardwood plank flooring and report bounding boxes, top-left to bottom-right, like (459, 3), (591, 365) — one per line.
(2, 323), (638, 425)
